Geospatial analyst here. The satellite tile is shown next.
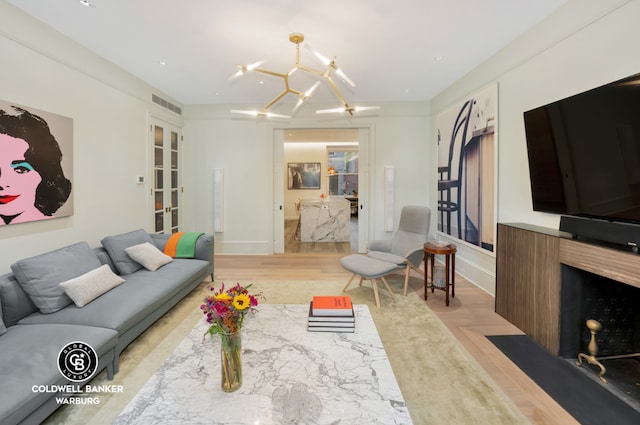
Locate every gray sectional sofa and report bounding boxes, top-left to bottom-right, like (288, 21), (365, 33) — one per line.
(0, 229), (214, 425)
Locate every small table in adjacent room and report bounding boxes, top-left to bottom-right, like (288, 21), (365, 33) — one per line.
(424, 242), (457, 306)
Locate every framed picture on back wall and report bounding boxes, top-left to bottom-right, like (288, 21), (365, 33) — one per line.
(287, 162), (321, 189)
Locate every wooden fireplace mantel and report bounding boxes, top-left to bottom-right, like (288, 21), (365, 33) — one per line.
(495, 222), (640, 354)
(559, 238), (640, 290)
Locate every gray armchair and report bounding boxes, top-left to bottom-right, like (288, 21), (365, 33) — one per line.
(342, 205), (431, 307)
(366, 205), (431, 296)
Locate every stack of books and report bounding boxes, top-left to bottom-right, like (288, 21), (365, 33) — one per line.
(307, 295), (355, 333)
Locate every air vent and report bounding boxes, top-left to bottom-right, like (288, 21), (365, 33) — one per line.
(152, 94), (182, 115)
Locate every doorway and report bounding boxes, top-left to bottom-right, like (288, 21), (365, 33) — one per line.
(273, 128), (370, 254)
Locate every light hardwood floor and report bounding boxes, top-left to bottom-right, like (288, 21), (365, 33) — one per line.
(215, 253), (579, 425)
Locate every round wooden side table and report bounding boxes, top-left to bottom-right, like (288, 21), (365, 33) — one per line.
(424, 242), (457, 306)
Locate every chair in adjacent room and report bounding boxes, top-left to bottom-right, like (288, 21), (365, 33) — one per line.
(438, 99), (475, 239)
(341, 206), (431, 307)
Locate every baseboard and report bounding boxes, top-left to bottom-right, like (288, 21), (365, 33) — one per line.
(214, 241), (271, 255)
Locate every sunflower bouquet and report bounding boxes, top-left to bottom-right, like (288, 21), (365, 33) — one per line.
(200, 282), (261, 336)
(200, 282), (262, 391)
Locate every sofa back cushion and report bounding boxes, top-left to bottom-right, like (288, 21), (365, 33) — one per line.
(10, 242), (102, 314)
(94, 246), (117, 274)
(0, 301), (6, 335)
(0, 273), (38, 326)
(150, 233), (170, 251)
(101, 229), (156, 275)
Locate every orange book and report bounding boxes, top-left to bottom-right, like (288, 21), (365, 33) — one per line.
(311, 296), (353, 316)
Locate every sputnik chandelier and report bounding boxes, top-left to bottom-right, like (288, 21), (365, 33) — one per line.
(230, 33), (379, 119)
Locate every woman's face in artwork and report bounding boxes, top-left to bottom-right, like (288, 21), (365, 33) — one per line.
(0, 133), (43, 218)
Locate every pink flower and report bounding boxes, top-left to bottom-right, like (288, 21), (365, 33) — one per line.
(200, 282), (263, 336)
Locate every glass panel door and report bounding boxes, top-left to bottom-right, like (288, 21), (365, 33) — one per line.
(151, 118), (181, 234)
(327, 148), (358, 196)
(328, 147), (359, 216)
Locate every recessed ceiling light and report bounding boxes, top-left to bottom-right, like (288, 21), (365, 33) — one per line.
(159, 60), (166, 66)
(435, 56), (446, 62)
(79, 0), (93, 7)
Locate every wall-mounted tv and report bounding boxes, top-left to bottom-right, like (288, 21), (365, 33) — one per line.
(523, 72), (640, 225)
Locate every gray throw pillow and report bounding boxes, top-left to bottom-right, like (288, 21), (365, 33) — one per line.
(101, 229), (156, 275)
(125, 242), (173, 271)
(60, 264), (125, 307)
(10, 242), (102, 314)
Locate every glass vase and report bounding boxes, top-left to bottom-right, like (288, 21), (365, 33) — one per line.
(220, 331), (242, 392)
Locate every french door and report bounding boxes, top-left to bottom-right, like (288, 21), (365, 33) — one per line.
(150, 118), (182, 234)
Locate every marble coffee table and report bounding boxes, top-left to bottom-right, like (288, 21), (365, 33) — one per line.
(114, 304), (412, 424)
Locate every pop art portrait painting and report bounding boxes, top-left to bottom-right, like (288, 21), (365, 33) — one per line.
(0, 100), (73, 226)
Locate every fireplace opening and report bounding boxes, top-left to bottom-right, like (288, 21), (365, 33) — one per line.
(559, 265), (640, 411)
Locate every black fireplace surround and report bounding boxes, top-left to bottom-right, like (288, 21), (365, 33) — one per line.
(559, 265), (640, 358)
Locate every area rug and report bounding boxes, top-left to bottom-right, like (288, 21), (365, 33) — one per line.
(44, 278), (527, 425)
(489, 334), (640, 425)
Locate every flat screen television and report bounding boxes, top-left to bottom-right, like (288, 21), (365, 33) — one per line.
(523, 72), (640, 225)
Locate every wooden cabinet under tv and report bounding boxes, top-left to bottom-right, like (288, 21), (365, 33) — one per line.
(495, 223), (640, 355)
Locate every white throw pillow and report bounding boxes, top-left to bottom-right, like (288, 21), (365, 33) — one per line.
(125, 242), (173, 271)
(59, 264), (125, 308)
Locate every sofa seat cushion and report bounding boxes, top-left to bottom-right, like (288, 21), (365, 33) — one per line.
(10, 242), (103, 314)
(18, 259), (209, 333)
(0, 323), (117, 425)
(101, 229), (156, 275)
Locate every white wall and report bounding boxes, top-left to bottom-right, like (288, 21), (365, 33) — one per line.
(182, 102), (431, 254)
(0, 2), (183, 273)
(429, 0), (639, 294)
(180, 107), (275, 254)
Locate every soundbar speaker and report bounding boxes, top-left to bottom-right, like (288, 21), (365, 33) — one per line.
(559, 215), (640, 252)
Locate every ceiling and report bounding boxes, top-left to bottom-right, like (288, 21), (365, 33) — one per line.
(7, 0), (567, 113)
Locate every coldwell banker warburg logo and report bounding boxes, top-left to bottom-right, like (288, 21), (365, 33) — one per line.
(31, 341), (124, 406)
(57, 341), (98, 382)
